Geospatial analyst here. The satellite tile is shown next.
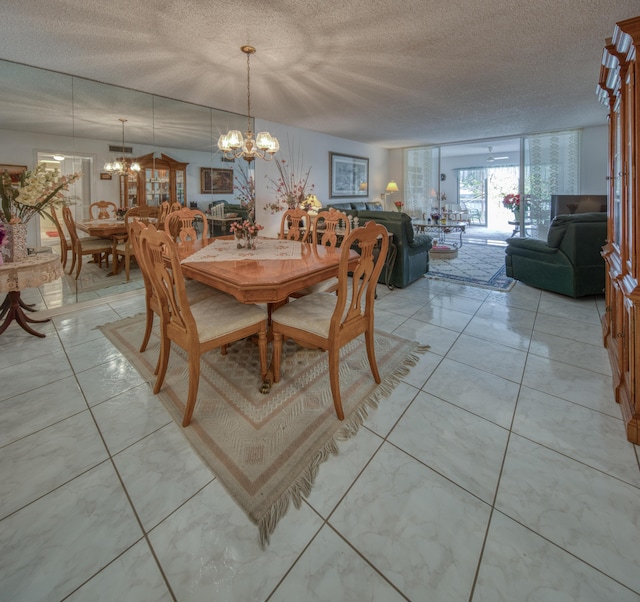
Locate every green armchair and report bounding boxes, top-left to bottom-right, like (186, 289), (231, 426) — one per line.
(504, 212), (607, 297)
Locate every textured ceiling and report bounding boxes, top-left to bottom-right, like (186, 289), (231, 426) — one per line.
(0, 0), (637, 149)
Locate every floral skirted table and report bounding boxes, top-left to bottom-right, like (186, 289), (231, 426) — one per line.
(0, 253), (63, 338)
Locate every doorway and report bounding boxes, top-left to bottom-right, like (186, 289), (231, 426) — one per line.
(36, 152), (92, 252)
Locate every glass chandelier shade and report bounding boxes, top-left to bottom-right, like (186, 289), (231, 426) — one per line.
(104, 118), (141, 175)
(217, 46), (279, 163)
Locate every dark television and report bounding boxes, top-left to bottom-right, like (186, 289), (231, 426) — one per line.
(550, 195), (607, 220)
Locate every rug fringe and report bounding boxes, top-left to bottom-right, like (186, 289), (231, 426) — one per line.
(257, 341), (429, 548)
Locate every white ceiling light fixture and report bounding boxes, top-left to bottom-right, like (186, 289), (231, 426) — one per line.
(218, 46), (279, 163)
(486, 146), (509, 163)
(104, 118), (141, 176)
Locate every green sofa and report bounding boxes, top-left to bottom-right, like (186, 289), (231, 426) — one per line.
(327, 204), (433, 288)
(504, 212), (607, 297)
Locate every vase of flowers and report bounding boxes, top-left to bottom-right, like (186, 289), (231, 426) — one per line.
(264, 148), (314, 214)
(229, 219), (264, 250)
(503, 193), (521, 220)
(234, 163), (256, 222)
(0, 164), (81, 262)
(1, 222), (27, 263)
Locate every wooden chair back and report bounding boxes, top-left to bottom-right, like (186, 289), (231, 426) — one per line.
(271, 220), (389, 420)
(61, 206), (80, 246)
(125, 205), (159, 226)
(312, 208), (351, 247)
(140, 227), (194, 340)
(332, 221), (389, 339)
(279, 208), (309, 241)
(164, 207), (208, 244)
(50, 205), (71, 268)
(158, 201), (171, 227)
(90, 200), (118, 220)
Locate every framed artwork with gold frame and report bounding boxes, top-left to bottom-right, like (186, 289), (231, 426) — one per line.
(201, 168), (234, 194)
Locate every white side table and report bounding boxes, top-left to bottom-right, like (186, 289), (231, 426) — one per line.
(0, 253), (63, 337)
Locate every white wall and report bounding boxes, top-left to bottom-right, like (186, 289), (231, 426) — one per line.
(254, 119), (389, 236)
(580, 125), (607, 194)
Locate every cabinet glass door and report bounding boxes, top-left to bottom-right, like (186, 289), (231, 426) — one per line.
(146, 167), (170, 206)
(175, 170), (185, 205)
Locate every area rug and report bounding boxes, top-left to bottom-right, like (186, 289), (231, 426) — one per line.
(99, 314), (427, 546)
(427, 241), (515, 291)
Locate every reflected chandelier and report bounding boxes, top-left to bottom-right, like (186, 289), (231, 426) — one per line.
(104, 118), (141, 176)
(218, 46), (279, 163)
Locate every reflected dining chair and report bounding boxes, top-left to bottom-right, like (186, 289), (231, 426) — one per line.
(139, 226), (268, 427)
(89, 200), (118, 220)
(62, 206), (113, 279)
(272, 220), (389, 420)
(111, 205), (159, 280)
(164, 207), (208, 244)
(49, 205), (72, 270)
(278, 208), (309, 242)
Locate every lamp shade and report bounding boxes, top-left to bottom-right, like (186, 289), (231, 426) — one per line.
(385, 181), (399, 193)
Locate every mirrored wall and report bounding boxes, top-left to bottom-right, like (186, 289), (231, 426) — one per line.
(0, 59), (249, 309)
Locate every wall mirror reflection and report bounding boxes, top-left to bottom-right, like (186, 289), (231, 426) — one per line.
(0, 59), (248, 309)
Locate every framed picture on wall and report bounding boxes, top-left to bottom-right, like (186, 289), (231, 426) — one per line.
(329, 153), (369, 198)
(0, 164), (27, 183)
(200, 168), (234, 194)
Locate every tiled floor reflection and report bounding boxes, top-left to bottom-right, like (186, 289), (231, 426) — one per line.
(1, 277), (639, 601)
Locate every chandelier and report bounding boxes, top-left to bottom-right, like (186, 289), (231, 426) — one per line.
(104, 118), (141, 176)
(218, 46), (279, 163)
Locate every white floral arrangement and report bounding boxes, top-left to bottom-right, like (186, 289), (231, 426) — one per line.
(0, 165), (82, 224)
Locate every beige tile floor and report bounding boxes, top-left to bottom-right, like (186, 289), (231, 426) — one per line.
(1, 276), (639, 602)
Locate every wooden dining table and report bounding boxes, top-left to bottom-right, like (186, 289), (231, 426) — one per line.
(76, 219), (129, 238)
(177, 236), (359, 306)
(175, 236), (359, 392)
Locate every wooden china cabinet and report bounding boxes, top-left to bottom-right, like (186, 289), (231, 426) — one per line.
(119, 153), (188, 209)
(598, 16), (640, 443)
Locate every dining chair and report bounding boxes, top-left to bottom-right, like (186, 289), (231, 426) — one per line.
(271, 220), (389, 420)
(111, 205), (159, 280)
(278, 208), (309, 241)
(89, 200), (118, 220)
(312, 207), (351, 247)
(62, 206), (113, 279)
(49, 205), (72, 269)
(128, 221), (213, 373)
(139, 226), (268, 427)
(291, 208), (352, 298)
(164, 207), (209, 244)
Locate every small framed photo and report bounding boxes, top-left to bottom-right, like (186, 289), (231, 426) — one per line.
(0, 164), (27, 183)
(99, 172), (113, 180)
(201, 168), (234, 194)
(329, 153), (369, 198)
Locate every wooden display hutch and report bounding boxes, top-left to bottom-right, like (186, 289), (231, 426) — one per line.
(598, 16), (640, 443)
(119, 153), (188, 209)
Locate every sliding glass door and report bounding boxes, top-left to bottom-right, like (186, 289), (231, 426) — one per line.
(404, 146), (439, 217)
(405, 130), (580, 238)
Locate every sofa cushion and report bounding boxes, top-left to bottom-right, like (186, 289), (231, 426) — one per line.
(351, 201), (368, 210)
(546, 212), (607, 248)
(327, 202), (354, 212)
(365, 201), (384, 211)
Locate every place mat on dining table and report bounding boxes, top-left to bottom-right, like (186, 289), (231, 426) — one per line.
(99, 313), (427, 546)
(181, 237), (300, 263)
